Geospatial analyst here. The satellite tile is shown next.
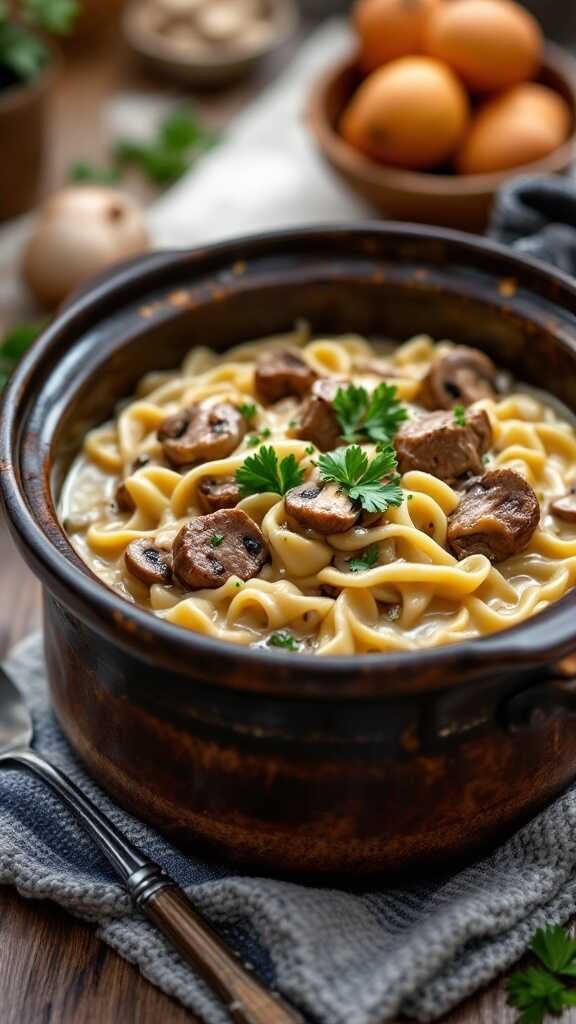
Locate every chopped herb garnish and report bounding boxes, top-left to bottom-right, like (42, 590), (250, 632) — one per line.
(260, 427), (271, 439)
(453, 404), (467, 427)
(483, 453), (491, 465)
(239, 402), (257, 423)
(210, 534), (224, 547)
(332, 382), (408, 444)
(69, 161), (121, 185)
(507, 926), (576, 1024)
(317, 443), (403, 514)
(247, 435), (260, 448)
(288, 418), (298, 429)
(304, 445), (315, 455)
(267, 630), (300, 651)
(236, 445), (304, 498)
(348, 545), (379, 573)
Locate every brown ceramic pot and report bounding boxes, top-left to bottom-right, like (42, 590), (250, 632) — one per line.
(307, 45), (576, 232)
(3, 225), (576, 877)
(0, 59), (55, 223)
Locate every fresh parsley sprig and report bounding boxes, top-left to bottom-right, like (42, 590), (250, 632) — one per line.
(332, 382), (408, 444)
(453, 404), (467, 427)
(507, 926), (576, 1024)
(236, 445), (304, 498)
(348, 545), (379, 573)
(0, 0), (77, 81)
(317, 443), (403, 515)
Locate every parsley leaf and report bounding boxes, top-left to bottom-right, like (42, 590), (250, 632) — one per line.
(210, 534), (224, 548)
(453, 404), (467, 427)
(332, 382), (408, 444)
(24, 0), (78, 34)
(69, 161), (121, 185)
(239, 402), (257, 423)
(267, 630), (300, 651)
(348, 546), (379, 573)
(115, 107), (217, 187)
(318, 444), (403, 514)
(532, 927), (576, 977)
(236, 446), (304, 498)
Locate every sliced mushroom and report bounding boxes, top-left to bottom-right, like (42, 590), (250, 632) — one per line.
(125, 539), (173, 585)
(395, 408), (492, 483)
(447, 468), (539, 563)
(550, 489), (576, 523)
(420, 347), (497, 410)
(116, 481), (135, 513)
(158, 401), (246, 466)
(255, 350), (317, 404)
(173, 508), (268, 590)
(197, 475), (241, 513)
(294, 378), (345, 451)
(285, 482), (360, 535)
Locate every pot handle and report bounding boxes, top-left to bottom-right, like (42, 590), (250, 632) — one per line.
(504, 656), (576, 731)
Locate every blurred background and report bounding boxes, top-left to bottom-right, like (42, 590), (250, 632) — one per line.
(0, 0), (575, 374)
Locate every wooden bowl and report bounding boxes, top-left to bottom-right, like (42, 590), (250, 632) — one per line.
(123, 0), (298, 89)
(4, 225), (576, 876)
(307, 45), (576, 232)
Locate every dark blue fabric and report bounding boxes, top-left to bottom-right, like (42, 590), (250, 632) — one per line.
(489, 175), (576, 275)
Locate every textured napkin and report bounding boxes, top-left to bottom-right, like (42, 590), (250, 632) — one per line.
(5, 634), (576, 1024)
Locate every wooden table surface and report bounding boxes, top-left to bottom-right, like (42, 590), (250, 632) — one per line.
(0, 27), (569, 1024)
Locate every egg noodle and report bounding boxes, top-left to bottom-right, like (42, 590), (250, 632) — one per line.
(60, 327), (576, 655)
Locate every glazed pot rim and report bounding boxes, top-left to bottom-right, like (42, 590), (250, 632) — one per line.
(3, 222), (576, 700)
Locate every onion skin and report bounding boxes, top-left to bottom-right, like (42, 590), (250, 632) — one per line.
(22, 187), (150, 309)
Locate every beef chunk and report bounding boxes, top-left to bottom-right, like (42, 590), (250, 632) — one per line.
(173, 509), (268, 590)
(395, 408), (492, 483)
(285, 482), (360, 534)
(255, 350), (317, 404)
(550, 489), (576, 524)
(158, 401), (246, 466)
(294, 378), (345, 451)
(125, 540), (172, 585)
(447, 468), (539, 562)
(421, 347), (497, 410)
(197, 475), (241, 513)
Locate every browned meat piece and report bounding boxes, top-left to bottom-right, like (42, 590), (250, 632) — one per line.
(125, 539), (172, 585)
(447, 468), (539, 563)
(285, 482), (360, 535)
(197, 475), (241, 513)
(550, 489), (576, 523)
(116, 481), (135, 513)
(420, 347), (497, 409)
(173, 509), (268, 590)
(395, 408), (492, 483)
(294, 378), (345, 451)
(255, 350), (317, 404)
(158, 401), (246, 466)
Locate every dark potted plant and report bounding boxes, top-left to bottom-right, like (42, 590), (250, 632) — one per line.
(0, 0), (78, 222)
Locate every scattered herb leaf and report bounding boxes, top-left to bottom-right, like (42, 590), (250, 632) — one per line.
(304, 445), (315, 455)
(318, 443), (403, 514)
(267, 630), (300, 651)
(115, 107), (218, 186)
(453, 404), (467, 427)
(507, 926), (576, 1024)
(236, 445), (304, 498)
(69, 160), (121, 185)
(332, 382), (408, 444)
(210, 534), (224, 548)
(0, 1), (77, 81)
(247, 435), (261, 448)
(348, 546), (379, 573)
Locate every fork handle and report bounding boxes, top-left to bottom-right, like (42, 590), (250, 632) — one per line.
(1, 750), (302, 1024)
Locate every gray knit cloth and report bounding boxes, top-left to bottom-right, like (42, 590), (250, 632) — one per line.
(3, 635), (576, 1024)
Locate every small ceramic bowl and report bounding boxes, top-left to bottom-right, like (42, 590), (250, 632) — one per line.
(307, 44), (576, 232)
(123, 0), (299, 89)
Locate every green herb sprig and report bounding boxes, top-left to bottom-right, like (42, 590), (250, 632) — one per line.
(236, 445), (304, 498)
(0, 320), (45, 392)
(348, 546), (379, 573)
(507, 926), (576, 1024)
(332, 382), (408, 444)
(115, 108), (218, 186)
(0, 0), (77, 81)
(317, 443), (403, 515)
